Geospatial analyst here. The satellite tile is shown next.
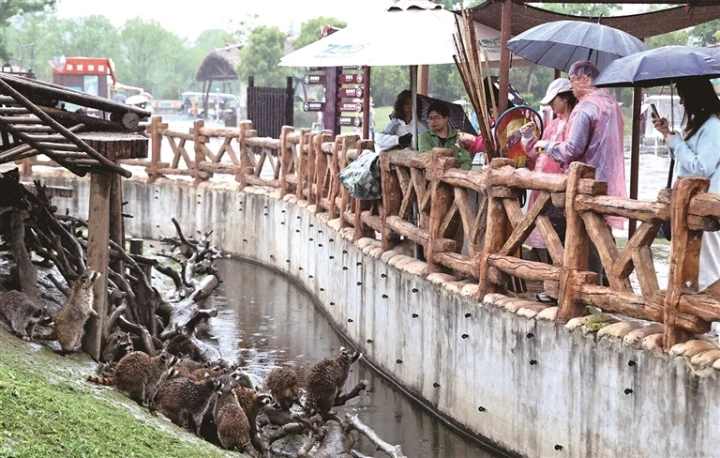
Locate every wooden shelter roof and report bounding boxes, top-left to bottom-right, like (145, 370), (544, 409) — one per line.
(469, 1), (720, 39)
(195, 44), (243, 82)
(0, 74), (150, 178)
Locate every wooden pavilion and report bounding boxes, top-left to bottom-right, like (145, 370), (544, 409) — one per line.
(0, 73), (150, 359)
(468, 0), (720, 236)
(195, 44), (243, 119)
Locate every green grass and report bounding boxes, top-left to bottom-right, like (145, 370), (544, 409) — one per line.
(0, 329), (235, 458)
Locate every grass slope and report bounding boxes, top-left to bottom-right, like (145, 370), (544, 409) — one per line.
(0, 328), (236, 458)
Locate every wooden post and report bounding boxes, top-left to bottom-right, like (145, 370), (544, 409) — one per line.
(279, 126), (293, 198)
(418, 65), (429, 96)
(129, 238), (151, 278)
(478, 158), (514, 299)
(238, 120), (254, 190)
(147, 116), (162, 183)
(327, 137), (341, 219)
(557, 162), (595, 322)
(82, 172), (111, 360)
(9, 210), (38, 303)
(109, 173), (124, 276)
(338, 135), (359, 227)
(498, 0), (513, 115)
(296, 130), (309, 199)
(362, 66), (371, 140)
(629, 86), (643, 238)
(426, 148), (458, 273)
(193, 119), (205, 187)
(307, 133), (317, 203)
(380, 150), (402, 251)
(315, 131), (332, 213)
(664, 177), (710, 347)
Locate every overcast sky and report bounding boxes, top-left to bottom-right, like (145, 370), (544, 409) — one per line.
(54, 1), (650, 43)
(55, 0), (391, 42)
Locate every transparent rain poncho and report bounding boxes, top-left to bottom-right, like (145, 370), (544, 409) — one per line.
(545, 88), (627, 229)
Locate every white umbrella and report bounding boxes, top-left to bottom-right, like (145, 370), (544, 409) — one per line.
(279, 0), (530, 68)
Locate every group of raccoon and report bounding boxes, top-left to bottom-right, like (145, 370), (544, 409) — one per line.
(0, 270), (101, 351)
(0, 269), (364, 455)
(88, 334), (362, 455)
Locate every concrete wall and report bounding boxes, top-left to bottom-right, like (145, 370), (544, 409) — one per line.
(42, 171), (720, 458)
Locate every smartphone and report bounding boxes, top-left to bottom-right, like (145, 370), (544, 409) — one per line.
(650, 103), (660, 119)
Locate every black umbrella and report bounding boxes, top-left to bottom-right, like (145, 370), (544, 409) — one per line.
(507, 20), (648, 72)
(594, 45), (720, 88)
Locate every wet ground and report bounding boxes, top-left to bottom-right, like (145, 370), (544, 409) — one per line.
(202, 258), (499, 458)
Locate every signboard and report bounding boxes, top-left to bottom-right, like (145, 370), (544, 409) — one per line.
(339, 116), (362, 127)
(303, 101), (324, 112)
(338, 73), (363, 84)
(304, 74), (326, 85)
(339, 87), (363, 98)
(338, 102), (363, 113)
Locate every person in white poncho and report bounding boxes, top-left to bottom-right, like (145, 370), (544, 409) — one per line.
(375, 90), (427, 152)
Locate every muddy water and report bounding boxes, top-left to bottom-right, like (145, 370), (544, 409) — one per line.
(203, 258), (499, 458)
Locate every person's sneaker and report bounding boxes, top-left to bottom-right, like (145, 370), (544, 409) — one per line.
(536, 292), (557, 304)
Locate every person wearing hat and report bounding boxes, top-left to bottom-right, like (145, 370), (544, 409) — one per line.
(518, 78), (577, 261)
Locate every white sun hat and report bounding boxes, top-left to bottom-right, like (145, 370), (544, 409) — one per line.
(540, 78), (572, 105)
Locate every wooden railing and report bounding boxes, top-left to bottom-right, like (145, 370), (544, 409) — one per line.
(19, 117), (720, 348)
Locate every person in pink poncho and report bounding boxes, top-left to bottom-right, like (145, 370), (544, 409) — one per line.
(518, 78), (577, 261)
(535, 60), (627, 285)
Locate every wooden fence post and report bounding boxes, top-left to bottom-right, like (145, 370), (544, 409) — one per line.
(147, 116), (162, 183)
(557, 162), (596, 322)
(296, 130), (309, 199)
(279, 126), (294, 198)
(338, 135), (359, 227)
(478, 158), (514, 299)
(315, 131), (332, 213)
(238, 120), (253, 190)
(192, 119), (205, 187)
(664, 177), (710, 347)
(327, 136), (342, 219)
(426, 148), (458, 274)
(380, 150), (402, 252)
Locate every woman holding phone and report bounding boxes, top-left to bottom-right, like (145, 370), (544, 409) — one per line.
(653, 76), (720, 292)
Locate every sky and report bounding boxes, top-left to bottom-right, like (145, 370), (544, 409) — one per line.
(54, 0), (649, 43)
(55, 0), (391, 42)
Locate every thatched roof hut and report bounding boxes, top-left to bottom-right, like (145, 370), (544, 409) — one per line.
(195, 44), (243, 82)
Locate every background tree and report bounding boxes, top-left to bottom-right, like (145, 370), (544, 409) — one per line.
(236, 25), (289, 87)
(292, 16), (347, 50)
(533, 3), (621, 17)
(0, 0), (56, 60)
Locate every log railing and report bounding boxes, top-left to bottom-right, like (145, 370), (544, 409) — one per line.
(18, 117), (720, 348)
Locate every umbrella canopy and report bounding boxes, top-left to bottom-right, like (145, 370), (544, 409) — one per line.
(594, 45), (720, 88)
(507, 20), (648, 72)
(280, 0), (530, 67)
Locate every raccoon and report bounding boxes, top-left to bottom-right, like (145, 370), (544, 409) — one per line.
(197, 370), (253, 445)
(234, 387), (273, 435)
(102, 331), (134, 365)
(0, 290), (47, 340)
(34, 270), (101, 353)
(304, 346), (362, 415)
(176, 357), (208, 373)
(213, 384), (253, 454)
(165, 333), (205, 361)
(265, 366), (299, 410)
(112, 350), (178, 406)
(153, 375), (220, 435)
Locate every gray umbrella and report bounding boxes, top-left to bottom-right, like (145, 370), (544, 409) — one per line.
(507, 20), (648, 72)
(594, 45), (720, 88)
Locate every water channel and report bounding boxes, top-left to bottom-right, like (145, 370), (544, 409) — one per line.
(201, 258), (499, 458)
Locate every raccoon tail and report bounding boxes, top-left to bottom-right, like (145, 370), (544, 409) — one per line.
(86, 375), (114, 385)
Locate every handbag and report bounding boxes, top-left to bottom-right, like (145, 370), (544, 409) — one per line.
(338, 149), (382, 200)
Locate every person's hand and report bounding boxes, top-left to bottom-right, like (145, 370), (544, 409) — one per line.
(398, 132), (413, 147)
(519, 122), (536, 139)
(652, 116), (671, 136)
(456, 132), (476, 146)
(535, 140), (549, 152)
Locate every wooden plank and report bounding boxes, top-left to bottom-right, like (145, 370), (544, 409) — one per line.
(82, 172), (111, 360)
(610, 222), (659, 279)
(487, 254), (561, 282)
(574, 194), (669, 223)
(534, 215), (564, 265)
(500, 191), (551, 256)
(435, 252), (478, 278)
(632, 245), (659, 299)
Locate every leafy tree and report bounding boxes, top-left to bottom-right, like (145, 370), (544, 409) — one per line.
(47, 16), (123, 60)
(689, 20), (720, 46)
(118, 18), (193, 98)
(646, 30), (689, 49)
(428, 64), (466, 102)
(0, 0), (56, 60)
(236, 25), (289, 87)
(370, 66), (408, 107)
(292, 17), (347, 50)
